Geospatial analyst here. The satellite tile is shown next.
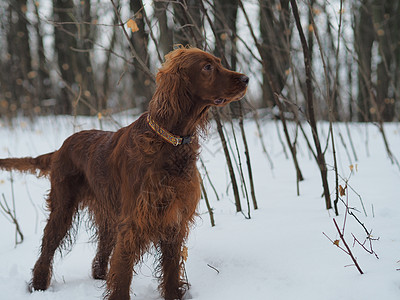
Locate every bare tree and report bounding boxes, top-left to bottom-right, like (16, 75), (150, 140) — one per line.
(5, 0), (34, 116)
(154, 0), (174, 56)
(130, 0), (154, 111)
(52, 0), (97, 115)
(259, 0), (291, 108)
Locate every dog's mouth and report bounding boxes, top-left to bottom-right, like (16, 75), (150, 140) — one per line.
(214, 98), (228, 105)
(213, 89), (247, 106)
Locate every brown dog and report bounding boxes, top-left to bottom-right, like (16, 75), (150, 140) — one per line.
(0, 47), (248, 300)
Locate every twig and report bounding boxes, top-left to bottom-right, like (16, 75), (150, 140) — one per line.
(25, 182), (39, 234)
(238, 103), (258, 210)
(336, 171), (367, 217)
(351, 233), (379, 259)
(207, 264), (220, 274)
(230, 118), (251, 219)
(338, 131), (353, 165)
(333, 218), (363, 274)
(200, 158), (220, 201)
(200, 179), (215, 227)
(212, 109), (241, 212)
(345, 122), (358, 162)
(322, 231), (349, 255)
(253, 110), (274, 170)
(1, 193), (24, 246)
(274, 120), (289, 159)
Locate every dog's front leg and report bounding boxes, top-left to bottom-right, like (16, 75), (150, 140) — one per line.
(159, 228), (188, 300)
(105, 228), (143, 300)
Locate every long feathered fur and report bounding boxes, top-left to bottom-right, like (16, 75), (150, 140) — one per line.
(0, 47), (248, 300)
(0, 152), (53, 177)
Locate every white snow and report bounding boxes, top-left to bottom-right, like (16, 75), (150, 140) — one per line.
(0, 116), (399, 300)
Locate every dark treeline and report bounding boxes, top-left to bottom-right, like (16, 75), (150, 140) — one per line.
(0, 0), (399, 123)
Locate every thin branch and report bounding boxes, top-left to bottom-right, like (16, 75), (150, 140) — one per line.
(201, 178), (215, 227)
(333, 218), (363, 274)
(110, 0), (155, 82)
(1, 193), (24, 246)
(200, 157), (220, 201)
(290, 0), (331, 209)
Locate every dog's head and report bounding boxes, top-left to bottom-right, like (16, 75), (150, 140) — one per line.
(149, 47), (249, 133)
(156, 47), (248, 107)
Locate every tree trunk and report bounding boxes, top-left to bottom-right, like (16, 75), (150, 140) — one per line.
(53, 0), (98, 115)
(355, 0), (374, 122)
(213, 0), (239, 69)
(172, 0), (203, 48)
(53, 0), (78, 114)
(33, 1), (52, 109)
(6, 0), (33, 116)
(213, 0), (240, 115)
(130, 0), (154, 112)
(259, 0), (291, 108)
(290, 0), (332, 210)
(372, 0), (397, 121)
(154, 0), (173, 57)
(76, 0), (98, 114)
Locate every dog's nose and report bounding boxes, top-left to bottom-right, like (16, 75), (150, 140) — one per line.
(240, 75), (249, 86)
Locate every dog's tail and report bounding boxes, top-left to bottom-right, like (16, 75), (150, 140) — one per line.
(0, 152), (54, 177)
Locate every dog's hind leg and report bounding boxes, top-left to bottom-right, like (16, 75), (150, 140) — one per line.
(30, 175), (82, 291)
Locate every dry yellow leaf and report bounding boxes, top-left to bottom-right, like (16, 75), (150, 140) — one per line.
(10, 103), (17, 111)
(333, 239), (340, 246)
(313, 8), (321, 15)
(83, 90), (91, 98)
(127, 19), (139, 33)
(339, 185), (346, 196)
(349, 164), (354, 172)
(0, 100), (8, 109)
(181, 246), (188, 262)
(97, 112), (103, 120)
(28, 71), (37, 79)
(220, 33), (228, 41)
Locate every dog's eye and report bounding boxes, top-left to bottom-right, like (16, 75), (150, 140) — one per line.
(203, 64), (213, 71)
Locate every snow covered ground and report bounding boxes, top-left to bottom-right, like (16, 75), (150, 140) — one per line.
(0, 115), (399, 300)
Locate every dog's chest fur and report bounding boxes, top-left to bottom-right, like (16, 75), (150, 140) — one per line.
(161, 144), (198, 177)
(145, 145), (200, 228)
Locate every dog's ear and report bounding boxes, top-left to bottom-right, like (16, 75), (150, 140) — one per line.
(149, 49), (192, 124)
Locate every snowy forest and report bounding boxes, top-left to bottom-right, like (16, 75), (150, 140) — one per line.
(1, 0), (399, 120)
(0, 0), (400, 300)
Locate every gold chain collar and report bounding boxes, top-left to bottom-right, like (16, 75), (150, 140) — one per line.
(147, 114), (193, 146)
